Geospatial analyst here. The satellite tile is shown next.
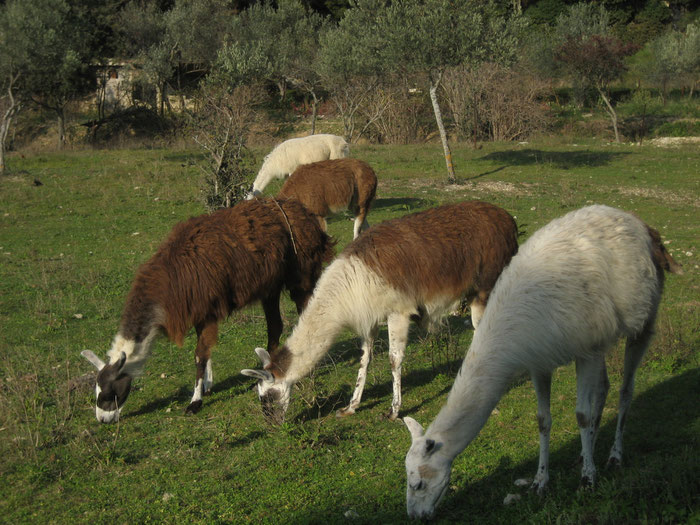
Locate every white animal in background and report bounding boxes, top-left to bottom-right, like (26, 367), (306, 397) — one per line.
(278, 158), (377, 239)
(403, 205), (683, 520)
(241, 201), (518, 423)
(247, 134), (349, 198)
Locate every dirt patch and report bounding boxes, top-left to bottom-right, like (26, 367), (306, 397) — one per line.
(611, 186), (700, 208)
(446, 181), (535, 197)
(650, 137), (700, 147)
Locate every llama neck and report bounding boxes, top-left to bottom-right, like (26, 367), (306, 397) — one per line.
(253, 162), (277, 193)
(426, 336), (517, 461)
(282, 288), (348, 384)
(111, 300), (164, 377)
(282, 256), (375, 384)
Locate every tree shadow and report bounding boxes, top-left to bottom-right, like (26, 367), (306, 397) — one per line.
(461, 165), (507, 182)
(478, 149), (632, 170)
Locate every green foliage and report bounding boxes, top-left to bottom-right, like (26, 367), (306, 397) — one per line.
(654, 119), (700, 137)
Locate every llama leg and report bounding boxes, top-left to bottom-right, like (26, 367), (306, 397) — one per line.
(575, 354), (608, 486)
(469, 291), (489, 329)
(387, 313), (411, 421)
(261, 286), (283, 352)
(530, 371), (552, 494)
(186, 321), (218, 415)
(608, 323), (654, 468)
(353, 208), (370, 239)
(337, 325), (379, 417)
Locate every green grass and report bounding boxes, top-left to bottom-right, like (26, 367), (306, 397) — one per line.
(1, 141), (698, 524)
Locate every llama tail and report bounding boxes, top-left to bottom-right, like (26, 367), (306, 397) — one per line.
(647, 225), (684, 275)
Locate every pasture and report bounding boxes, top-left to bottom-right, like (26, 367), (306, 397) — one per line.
(1, 140), (698, 523)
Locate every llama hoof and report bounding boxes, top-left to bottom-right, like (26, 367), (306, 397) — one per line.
(606, 456), (621, 469)
(384, 410), (400, 421)
(203, 389), (212, 397)
(529, 480), (547, 495)
(336, 407), (355, 418)
(578, 476), (595, 490)
(185, 400), (203, 415)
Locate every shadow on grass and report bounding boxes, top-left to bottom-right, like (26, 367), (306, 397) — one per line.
(127, 373), (251, 419)
(292, 318), (471, 422)
(370, 197), (435, 212)
(439, 366), (700, 522)
(478, 149), (632, 170)
(275, 367), (700, 524)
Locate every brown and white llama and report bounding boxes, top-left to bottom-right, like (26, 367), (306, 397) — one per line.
(403, 205), (683, 520)
(80, 198), (335, 423)
(277, 158), (378, 239)
(241, 201), (518, 423)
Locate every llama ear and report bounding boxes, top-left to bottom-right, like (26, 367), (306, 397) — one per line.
(115, 351), (127, 372)
(254, 347), (272, 368)
(403, 417), (425, 441)
(241, 368), (274, 382)
(81, 350), (106, 371)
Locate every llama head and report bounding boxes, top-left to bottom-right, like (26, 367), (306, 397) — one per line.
(241, 347), (290, 425)
(404, 417), (452, 520)
(81, 350), (133, 424)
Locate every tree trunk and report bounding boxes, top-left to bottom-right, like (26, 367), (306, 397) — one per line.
(598, 87), (620, 143)
(310, 91), (318, 135)
(0, 77), (20, 175)
(429, 72), (456, 183)
(57, 108), (66, 149)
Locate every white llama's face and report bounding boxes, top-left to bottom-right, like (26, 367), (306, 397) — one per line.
(404, 417), (452, 520)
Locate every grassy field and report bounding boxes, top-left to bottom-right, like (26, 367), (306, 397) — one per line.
(1, 139), (698, 524)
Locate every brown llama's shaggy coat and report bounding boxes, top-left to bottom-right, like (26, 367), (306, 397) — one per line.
(277, 158), (378, 239)
(83, 198), (335, 422)
(345, 200), (519, 313)
(122, 198), (334, 348)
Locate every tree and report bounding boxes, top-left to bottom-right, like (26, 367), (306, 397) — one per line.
(0, 0), (100, 149)
(640, 23), (700, 102)
(377, 0), (525, 182)
(317, 0), (386, 142)
(222, 0), (330, 133)
(555, 34), (637, 143)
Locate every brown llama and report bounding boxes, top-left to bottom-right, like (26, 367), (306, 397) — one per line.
(81, 198), (335, 423)
(277, 158), (378, 239)
(242, 201), (519, 423)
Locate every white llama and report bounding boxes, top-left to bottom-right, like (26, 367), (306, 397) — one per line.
(403, 205), (683, 520)
(247, 134), (349, 198)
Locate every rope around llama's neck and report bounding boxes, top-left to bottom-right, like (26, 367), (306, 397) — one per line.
(270, 197), (298, 255)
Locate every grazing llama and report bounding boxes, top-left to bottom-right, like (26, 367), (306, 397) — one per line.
(247, 134), (349, 198)
(277, 158), (377, 239)
(81, 198), (334, 423)
(403, 205), (683, 520)
(241, 201), (518, 423)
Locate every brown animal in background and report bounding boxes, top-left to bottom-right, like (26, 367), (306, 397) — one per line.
(277, 158), (378, 239)
(81, 198), (335, 423)
(242, 201), (519, 423)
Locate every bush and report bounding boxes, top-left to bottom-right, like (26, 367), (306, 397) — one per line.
(442, 63), (552, 143)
